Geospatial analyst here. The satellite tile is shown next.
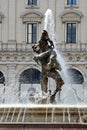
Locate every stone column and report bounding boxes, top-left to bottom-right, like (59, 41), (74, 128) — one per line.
(0, 0), (3, 49)
(7, 64), (16, 85)
(8, 0), (16, 43)
(5, 64), (18, 103)
(78, 23), (81, 43)
(83, 81), (87, 88)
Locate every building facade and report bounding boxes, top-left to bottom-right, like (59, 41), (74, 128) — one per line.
(0, 0), (87, 103)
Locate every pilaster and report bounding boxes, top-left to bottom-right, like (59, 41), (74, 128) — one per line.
(8, 0), (16, 42)
(7, 64), (16, 85)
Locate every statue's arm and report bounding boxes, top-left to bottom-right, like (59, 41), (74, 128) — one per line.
(32, 44), (40, 54)
(48, 39), (54, 48)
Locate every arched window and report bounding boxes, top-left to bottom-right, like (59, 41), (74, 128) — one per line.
(0, 71), (5, 84)
(66, 68), (84, 84)
(19, 68), (41, 84)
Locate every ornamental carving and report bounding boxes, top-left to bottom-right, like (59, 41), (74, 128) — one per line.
(60, 10), (83, 23)
(21, 10), (43, 23)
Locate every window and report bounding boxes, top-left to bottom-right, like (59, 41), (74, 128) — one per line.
(60, 10), (83, 43)
(19, 68), (41, 84)
(67, 0), (76, 5)
(28, 0), (37, 5)
(21, 11), (43, 44)
(67, 23), (76, 43)
(27, 23), (37, 44)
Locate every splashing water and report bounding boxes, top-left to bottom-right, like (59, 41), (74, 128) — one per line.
(44, 9), (56, 44)
(44, 9), (68, 83)
(44, 9), (85, 104)
(44, 9), (82, 84)
(0, 9), (85, 105)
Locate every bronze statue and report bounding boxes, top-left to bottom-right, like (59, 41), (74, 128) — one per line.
(32, 30), (64, 102)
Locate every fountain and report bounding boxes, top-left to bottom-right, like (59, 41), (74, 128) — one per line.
(0, 105), (86, 124)
(0, 9), (85, 106)
(0, 9), (86, 130)
(32, 9), (84, 105)
(32, 29), (64, 103)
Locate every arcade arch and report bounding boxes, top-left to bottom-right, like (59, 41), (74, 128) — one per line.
(66, 68), (84, 84)
(0, 71), (5, 84)
(19, 68), (41, 84)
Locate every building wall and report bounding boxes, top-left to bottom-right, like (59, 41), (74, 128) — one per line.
(0, 0), (87, 43)
(0, 0), (87, 103)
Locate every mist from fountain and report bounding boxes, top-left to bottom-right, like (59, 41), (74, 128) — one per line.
(44, 9), (69, 83)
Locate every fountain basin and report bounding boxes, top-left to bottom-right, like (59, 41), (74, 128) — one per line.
(0, 104), (87, 124)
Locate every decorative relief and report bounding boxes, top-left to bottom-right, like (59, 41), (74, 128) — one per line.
(22, 57), (25, 60)
(77, 56), (80, 61)
(60, 10), (83, 23)
(25, 5), (39, 9)
(69, 57), (73, 61)
(21, 10), (43, 23)
(64, 52), (87, 62)
(14, 57), (17, 60)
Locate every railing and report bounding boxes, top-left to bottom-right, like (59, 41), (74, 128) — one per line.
(57, 43), (87, 52)
(0, 42), (87, 52)
(0, 43), (32, 52)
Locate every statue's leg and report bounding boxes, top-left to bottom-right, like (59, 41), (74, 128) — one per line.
(50, 78), (64, 103)
(49, 70), (64, 90)
(41, 75), (48, 93)
(48, 70), (64, 102)
(54, 78), (64, 95)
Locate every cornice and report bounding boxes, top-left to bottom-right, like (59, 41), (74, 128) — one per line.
(20, 10), (44, 23)
(60, 10), (83, 23)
